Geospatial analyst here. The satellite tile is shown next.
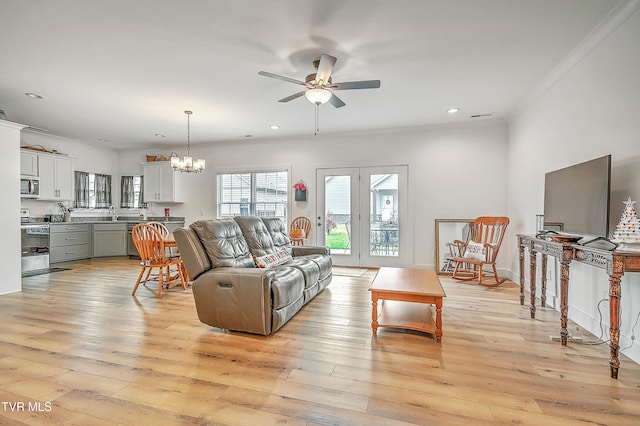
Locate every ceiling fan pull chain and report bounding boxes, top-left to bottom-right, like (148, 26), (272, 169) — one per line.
(315, 103), (320, 136)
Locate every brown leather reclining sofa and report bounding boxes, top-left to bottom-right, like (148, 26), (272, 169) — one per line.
(173, 216), (332, 335)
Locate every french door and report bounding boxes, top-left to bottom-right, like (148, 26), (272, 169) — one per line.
(316, 165), (409, 267)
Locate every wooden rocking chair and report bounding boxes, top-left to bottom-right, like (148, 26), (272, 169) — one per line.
(451, 216), (510, 287)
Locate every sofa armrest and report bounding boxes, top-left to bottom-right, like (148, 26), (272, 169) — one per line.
(292, 245), (330, 256)
(173, 227), (212, 280)
(191, 267), (275, 335)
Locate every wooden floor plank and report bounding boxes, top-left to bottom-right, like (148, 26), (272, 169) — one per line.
(0, 258), (638, 424)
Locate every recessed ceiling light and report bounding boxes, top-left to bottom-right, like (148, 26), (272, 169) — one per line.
(98, 138), (109, 142)
(270, 125), (280, 130)
(447, 108), (460, 114)
(25, 92), (44, 99)
(155, 133), (165, 138)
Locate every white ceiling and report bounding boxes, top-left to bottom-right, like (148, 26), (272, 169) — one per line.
(0, 0), (622, 149)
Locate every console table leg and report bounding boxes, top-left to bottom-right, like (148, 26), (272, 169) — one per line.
(541, 254), (547, 307)
(560, 259), (570, 346)
(609, 274), (621, 379)
(529, 250), (537, 319)
(519, 244), (525, 305)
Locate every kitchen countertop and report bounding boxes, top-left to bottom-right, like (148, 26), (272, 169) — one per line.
(33, 216), (186, 225)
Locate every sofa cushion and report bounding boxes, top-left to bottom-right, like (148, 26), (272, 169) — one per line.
(190, 219), (254, 268)
(253, 250), (293, 269)
(285, 257), (320, 289)
(234, 216), (277, 257)
(261, 217), (292, 253)
(269, 267), (305, 309)
(300, 254), (333, 280)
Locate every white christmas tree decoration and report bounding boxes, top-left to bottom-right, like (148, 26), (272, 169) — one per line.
(612, 197), (640, 243)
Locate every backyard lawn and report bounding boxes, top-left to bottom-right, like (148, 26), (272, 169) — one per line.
(326, 223), (349, 250)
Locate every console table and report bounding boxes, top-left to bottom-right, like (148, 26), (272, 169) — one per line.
(517, 234), (640, 379)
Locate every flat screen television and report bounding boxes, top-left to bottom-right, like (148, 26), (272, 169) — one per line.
(543, 155), (611, 237)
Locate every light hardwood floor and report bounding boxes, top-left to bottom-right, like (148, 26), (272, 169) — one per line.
(2, 259), (640, 425)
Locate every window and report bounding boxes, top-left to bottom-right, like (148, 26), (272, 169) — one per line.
(217, 171), (288, 221)
(120, 175), (146, 208)
(74, 171), (112, 209)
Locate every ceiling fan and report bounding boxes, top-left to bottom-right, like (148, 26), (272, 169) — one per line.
(258, 54), (381, 108)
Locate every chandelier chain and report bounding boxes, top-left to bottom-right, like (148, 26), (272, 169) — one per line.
(186, 111), (191, 156)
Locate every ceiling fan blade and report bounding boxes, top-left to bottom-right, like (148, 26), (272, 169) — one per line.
(278, 91), (306, 103)
(328, 93), (346, 108)
(258, 71), (307, 86)
(331, 80), (381, 90)
(316, 54), (337, 84)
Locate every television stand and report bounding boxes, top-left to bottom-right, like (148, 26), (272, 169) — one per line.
(517, 234), (640, 379)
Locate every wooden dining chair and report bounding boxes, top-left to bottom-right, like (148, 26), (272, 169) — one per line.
(451, 216), (510, 287)
(147, 221), (178, 258)
(131, 223), (186, 297)
(290, 216), (312, 246)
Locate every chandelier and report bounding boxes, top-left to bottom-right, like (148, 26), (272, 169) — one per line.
(170, 110), (205, 173)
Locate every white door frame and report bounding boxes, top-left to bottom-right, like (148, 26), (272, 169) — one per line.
(316, 168), (360, 266)
(316, 165), (410, 267)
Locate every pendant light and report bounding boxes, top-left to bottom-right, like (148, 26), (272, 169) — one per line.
(170, 110), (206, 173)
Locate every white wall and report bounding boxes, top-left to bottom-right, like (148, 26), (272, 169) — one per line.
(1, 120), (25, 295)
(507, 7), (640, 363)
(117, 120), (508, 268)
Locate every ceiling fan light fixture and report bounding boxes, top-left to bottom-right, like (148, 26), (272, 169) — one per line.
(305, 88), (332, 105)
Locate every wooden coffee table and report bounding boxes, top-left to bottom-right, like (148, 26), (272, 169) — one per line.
(369, 267), (446, 342)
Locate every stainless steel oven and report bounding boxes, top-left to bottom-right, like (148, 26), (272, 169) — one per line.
(21, 223), (50, 272)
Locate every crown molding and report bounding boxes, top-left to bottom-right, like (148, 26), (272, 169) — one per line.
(508, 0), (640, 123)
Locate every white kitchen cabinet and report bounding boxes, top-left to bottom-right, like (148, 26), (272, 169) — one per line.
(38, 154), (73, 200)
(20, 150), (38, 176)
(143, 162), (184, 203)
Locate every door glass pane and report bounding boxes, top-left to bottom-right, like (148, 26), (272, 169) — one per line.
(325, 175), (351, 255)
(370, 173), (399, 256)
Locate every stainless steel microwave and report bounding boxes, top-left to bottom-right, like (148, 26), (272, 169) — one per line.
(20, 175), (40, 198)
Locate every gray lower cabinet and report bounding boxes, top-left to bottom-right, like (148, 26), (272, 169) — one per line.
(93, 223), (127, 257)
(50, 223), (91, 263)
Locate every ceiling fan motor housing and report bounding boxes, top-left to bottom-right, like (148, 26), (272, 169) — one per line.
(305, 73), (332, 87)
